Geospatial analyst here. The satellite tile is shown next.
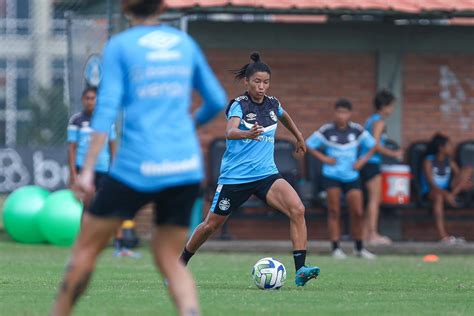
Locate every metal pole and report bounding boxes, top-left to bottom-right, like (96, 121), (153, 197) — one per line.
(64, 10), (75, 115)
(179, 15), (189, 32)
(107, 0), (113, 38)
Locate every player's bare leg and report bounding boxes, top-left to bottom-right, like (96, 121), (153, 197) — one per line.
(265, 178), (320, 286)
(185, 211), (228, 255)
(365, 175), (391, 244)
(151, 225), (200, 316)
(265, 179), (306, 250)
(51, 213), (122, 316)
(347, 190), (376, 259)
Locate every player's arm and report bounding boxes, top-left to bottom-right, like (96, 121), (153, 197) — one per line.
(353, 147), (376, 170)
(67, 142), (78, 186)
(109, 140), (117, 160)
(75, 38), (123, 201)
(305, 131), (336, 165)
(67, 119), (79, 186)
(191, 39), (227, 127)
(226, 117), (263, 140)
(450, 160), (460, 176)
(108, 125), (117, 161)
(423, 159), (440, 193)
(279, 111), (306, 153)
(353, 131), (376, 170)
(372, 120), (402, 159)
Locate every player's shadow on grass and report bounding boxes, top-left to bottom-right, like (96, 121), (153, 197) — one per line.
(196, 282), (320, 291)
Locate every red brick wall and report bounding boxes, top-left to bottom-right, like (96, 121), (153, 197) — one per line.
(133, 51), (474, 242)
(197, 49), (377, 162)
(403, 53), (474, 147)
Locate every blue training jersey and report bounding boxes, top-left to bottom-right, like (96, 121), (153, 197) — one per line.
(306, 122), (376, 182)
(218, 93), (285, 184)
(67, 111), (116, 173)
(363, 113), (387, 164)
(421, 155), (451, 194)
(92, 25), (226, 192)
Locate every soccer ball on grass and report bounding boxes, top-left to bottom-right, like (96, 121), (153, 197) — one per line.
(251, 257), (286, 290)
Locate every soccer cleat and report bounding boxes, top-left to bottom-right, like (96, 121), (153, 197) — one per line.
(113, 248), (142, 259)
(354, 248), (376, 260)
(332, 248), (347, 260)
(295, 265), (320, 287)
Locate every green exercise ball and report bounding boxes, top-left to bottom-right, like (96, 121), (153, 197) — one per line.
(2, 186), (49, 243)
(38, 189), (83, 247)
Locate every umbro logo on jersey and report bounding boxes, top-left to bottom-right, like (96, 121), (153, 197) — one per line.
(138, 31), (181, 50)
(330, 135), (338, 142)
(82, 121), (90, 127)
(246, 113), (257, 121)
(348, 134), (356, 142)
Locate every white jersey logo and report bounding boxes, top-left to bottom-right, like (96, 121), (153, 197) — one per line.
(138, 31), (181, 50)
(219, 198), (231, 211)
(269, 111), (277, 122)
(246, 113), (257, 121)
(139, 31), (182, 61)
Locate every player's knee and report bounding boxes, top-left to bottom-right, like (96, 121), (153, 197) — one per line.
(71, 248), (97, 268)
(290, 203), (305, 221)
(203, 219), (222, 234)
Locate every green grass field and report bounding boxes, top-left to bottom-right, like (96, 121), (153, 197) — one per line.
(0, 237), (473, 316)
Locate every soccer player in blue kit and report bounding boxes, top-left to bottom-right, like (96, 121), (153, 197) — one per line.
(360, 90), (402, 245)
(51, 1), (226, 315)
(306, 99), (377, 260)
(421, 133), (472, 243)
(181, 53), (321, 287)
(67, 87), (116, 190)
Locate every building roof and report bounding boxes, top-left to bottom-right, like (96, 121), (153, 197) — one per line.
(166, 0), (474, 16)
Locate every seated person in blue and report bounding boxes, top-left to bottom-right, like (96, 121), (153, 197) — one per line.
(306, 99), (377, 259)
(421, 133), (472, 244)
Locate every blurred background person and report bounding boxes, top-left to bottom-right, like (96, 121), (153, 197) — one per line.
(360, 90), (403, 245)
(421, 133), (473, 244)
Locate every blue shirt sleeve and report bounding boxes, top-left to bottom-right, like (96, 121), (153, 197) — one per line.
(306, 131), (325, 150)
(277, 104), (285, 117)
(91, 38), (124, 133)
(191, 39), (227, 125)
(360, 131), (376, 150)
(67, 117), (78, 143)
(109, 124), (117, 141)
(227, 101), (243, 120)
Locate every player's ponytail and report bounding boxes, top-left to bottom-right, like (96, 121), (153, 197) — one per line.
(233, 52), (271, 80)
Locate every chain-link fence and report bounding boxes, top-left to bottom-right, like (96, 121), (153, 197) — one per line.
(0, 0), (184, 193)
(0, 0), (110, 192)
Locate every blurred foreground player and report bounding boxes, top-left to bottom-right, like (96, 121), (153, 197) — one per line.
(52, 1), (226, 315)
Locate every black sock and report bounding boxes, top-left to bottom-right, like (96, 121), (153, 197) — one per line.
(114, 238), (122, 250)
(181, 247), (195, 266)
(355, 240), (363, 251)
(332, 241), (340, 251)
(293, 250), (307, 271)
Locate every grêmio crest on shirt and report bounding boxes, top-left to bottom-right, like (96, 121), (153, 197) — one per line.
(225, 92), (280, 128)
